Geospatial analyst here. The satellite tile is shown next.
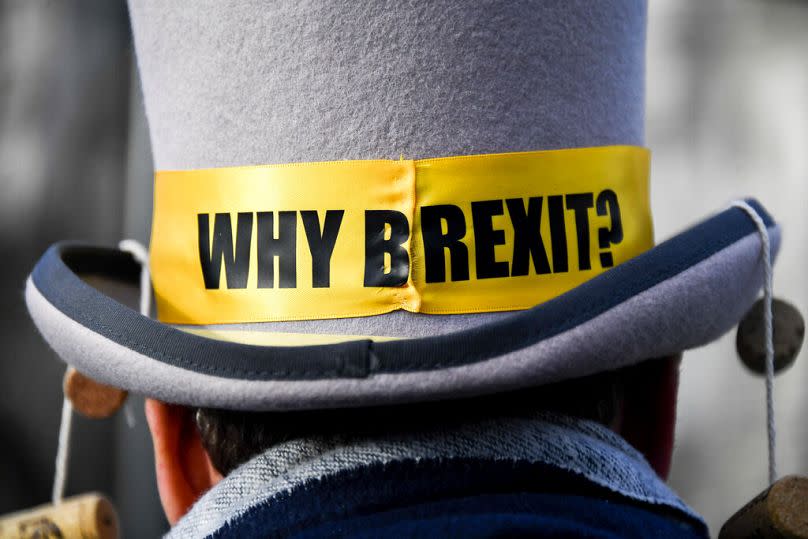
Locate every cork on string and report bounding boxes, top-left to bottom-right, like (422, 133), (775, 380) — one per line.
(0, 493), (119, 539)
(63, 368), (128, 419)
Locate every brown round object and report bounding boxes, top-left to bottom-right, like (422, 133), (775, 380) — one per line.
(736, 298), (804, 375)
(64, 369), (128, 419)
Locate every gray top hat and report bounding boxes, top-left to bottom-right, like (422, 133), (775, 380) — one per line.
(25, 0), (780, 410)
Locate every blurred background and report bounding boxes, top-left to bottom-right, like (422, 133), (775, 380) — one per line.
(0, 1), (805, 536)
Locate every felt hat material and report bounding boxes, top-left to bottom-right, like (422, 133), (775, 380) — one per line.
(128, 0), (647, 341)
(25, 1), (782, 410)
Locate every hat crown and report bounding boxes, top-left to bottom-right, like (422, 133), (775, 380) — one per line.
(129, 0), (647, 169)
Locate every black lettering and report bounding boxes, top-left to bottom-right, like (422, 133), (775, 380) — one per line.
(364, 210), (410, 287)
(471, 200), (509, 279)
(257, 211), (297, 288)
(596, 189), (623, 268)
(506, 197), (551, 276)
(301, 210), (344, 287)
(198, 212), (252, 289)
(421, 205), (469, 283)
(547, 195), (568, 273)
(565, 193), (594, 271)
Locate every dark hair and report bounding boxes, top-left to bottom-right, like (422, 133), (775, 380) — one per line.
(192, 361), (660, 476)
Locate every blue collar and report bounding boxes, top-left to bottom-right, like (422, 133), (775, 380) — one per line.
(168, 414), (704, 538)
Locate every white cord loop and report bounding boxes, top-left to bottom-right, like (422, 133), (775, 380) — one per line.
(119, 239), (151, 430)
(51, 397), (73, 505)
(119, 239), (152, 318)
(731, 200), (777, 485)
(51, 239), (151, 504)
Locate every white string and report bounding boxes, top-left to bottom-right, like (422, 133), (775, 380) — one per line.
(124, 402), (137, 428)
(51, 240), (151, 504)
(52, 397), (73, 504)
(119, 239), (152, 318)
(119, 238), (151, 432)
(732, 200), (776, 484)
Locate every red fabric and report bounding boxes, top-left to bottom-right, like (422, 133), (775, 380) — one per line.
(619, 356), (680, 479)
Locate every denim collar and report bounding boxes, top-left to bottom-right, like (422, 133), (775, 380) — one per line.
(168, 413), (704, 538)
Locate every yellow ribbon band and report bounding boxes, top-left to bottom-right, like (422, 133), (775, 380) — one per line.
(150, 145), (653, 324)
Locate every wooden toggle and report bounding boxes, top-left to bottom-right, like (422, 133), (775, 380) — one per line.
(719, 475), (808, 539)
(0, 493), (118, 539)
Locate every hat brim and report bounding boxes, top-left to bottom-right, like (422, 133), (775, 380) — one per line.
(26, 200), (778, 411)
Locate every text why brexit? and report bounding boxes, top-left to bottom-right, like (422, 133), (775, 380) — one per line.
(197, 190), (624, 289)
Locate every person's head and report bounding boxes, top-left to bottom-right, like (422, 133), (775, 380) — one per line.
(129, 3), (668, 525)
(145, 355), (681, 524)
